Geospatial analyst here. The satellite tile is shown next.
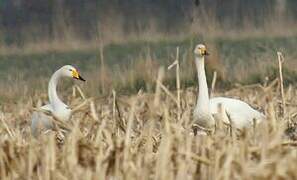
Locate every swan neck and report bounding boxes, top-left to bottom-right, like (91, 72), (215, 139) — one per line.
(48, 70), (64, 108)
(195, 56), (210, 111)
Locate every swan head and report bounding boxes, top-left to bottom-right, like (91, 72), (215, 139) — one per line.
(194, 44), (209, 57)
(59, 65), (86, 81)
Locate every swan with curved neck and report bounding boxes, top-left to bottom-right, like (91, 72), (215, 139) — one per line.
(193, 44), (265, 134)
(31, 65), (85, 137)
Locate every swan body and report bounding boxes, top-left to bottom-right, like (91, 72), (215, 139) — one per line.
(31, 65), (85, 137)
(193, 44), (265, 133)
(210, 97), (265, 129)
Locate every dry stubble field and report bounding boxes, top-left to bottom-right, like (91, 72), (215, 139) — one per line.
(1, 68), (297, 179)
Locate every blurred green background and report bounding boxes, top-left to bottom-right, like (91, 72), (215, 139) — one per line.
(0, 0), (296, 101)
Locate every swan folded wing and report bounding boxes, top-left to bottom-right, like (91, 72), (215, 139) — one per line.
(41, 104), (52, 110)
(210, 97), (265, 129)
(31, 104), (54, 137)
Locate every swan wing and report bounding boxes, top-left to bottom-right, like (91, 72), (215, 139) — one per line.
(40, 104), (53, 113)
(210, 97), (265, 129)
(31, 104), (54, 137)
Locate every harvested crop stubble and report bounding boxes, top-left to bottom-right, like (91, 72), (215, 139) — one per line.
(0, 82), (297, 179)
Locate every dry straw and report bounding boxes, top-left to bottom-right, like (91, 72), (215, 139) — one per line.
(168, 47), (181, 123)
(1, 47), (297, 180)
(277, 51), (286, 118)
(210, 71), (217, 98)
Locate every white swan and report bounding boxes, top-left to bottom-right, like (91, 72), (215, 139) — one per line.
(192, 44), (265, 134)
(31, 65), (85, 137)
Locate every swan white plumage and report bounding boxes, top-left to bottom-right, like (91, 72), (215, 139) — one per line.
(31, 65), (85, 137)
(192, 44), (265, 133)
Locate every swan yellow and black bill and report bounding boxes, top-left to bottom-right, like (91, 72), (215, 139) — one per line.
(203, 50), (209, 56)
(194, 45), (210, 56)
(72, 69), (86, 82)
(200, 47), (209, 56)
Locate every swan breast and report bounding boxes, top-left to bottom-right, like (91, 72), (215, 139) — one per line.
(193, 108), (215, 129)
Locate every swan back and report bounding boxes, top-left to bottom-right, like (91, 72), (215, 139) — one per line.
(210, 97), (265, 129)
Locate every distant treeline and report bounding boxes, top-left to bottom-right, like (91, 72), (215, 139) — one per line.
(0, 0), (296, 45)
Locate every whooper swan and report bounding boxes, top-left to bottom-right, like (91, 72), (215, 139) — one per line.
(192, 44), (265, 134)
(31, 65), (85, 137)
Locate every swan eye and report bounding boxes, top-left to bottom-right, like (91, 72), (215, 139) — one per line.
(69, 69), (72, 72)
